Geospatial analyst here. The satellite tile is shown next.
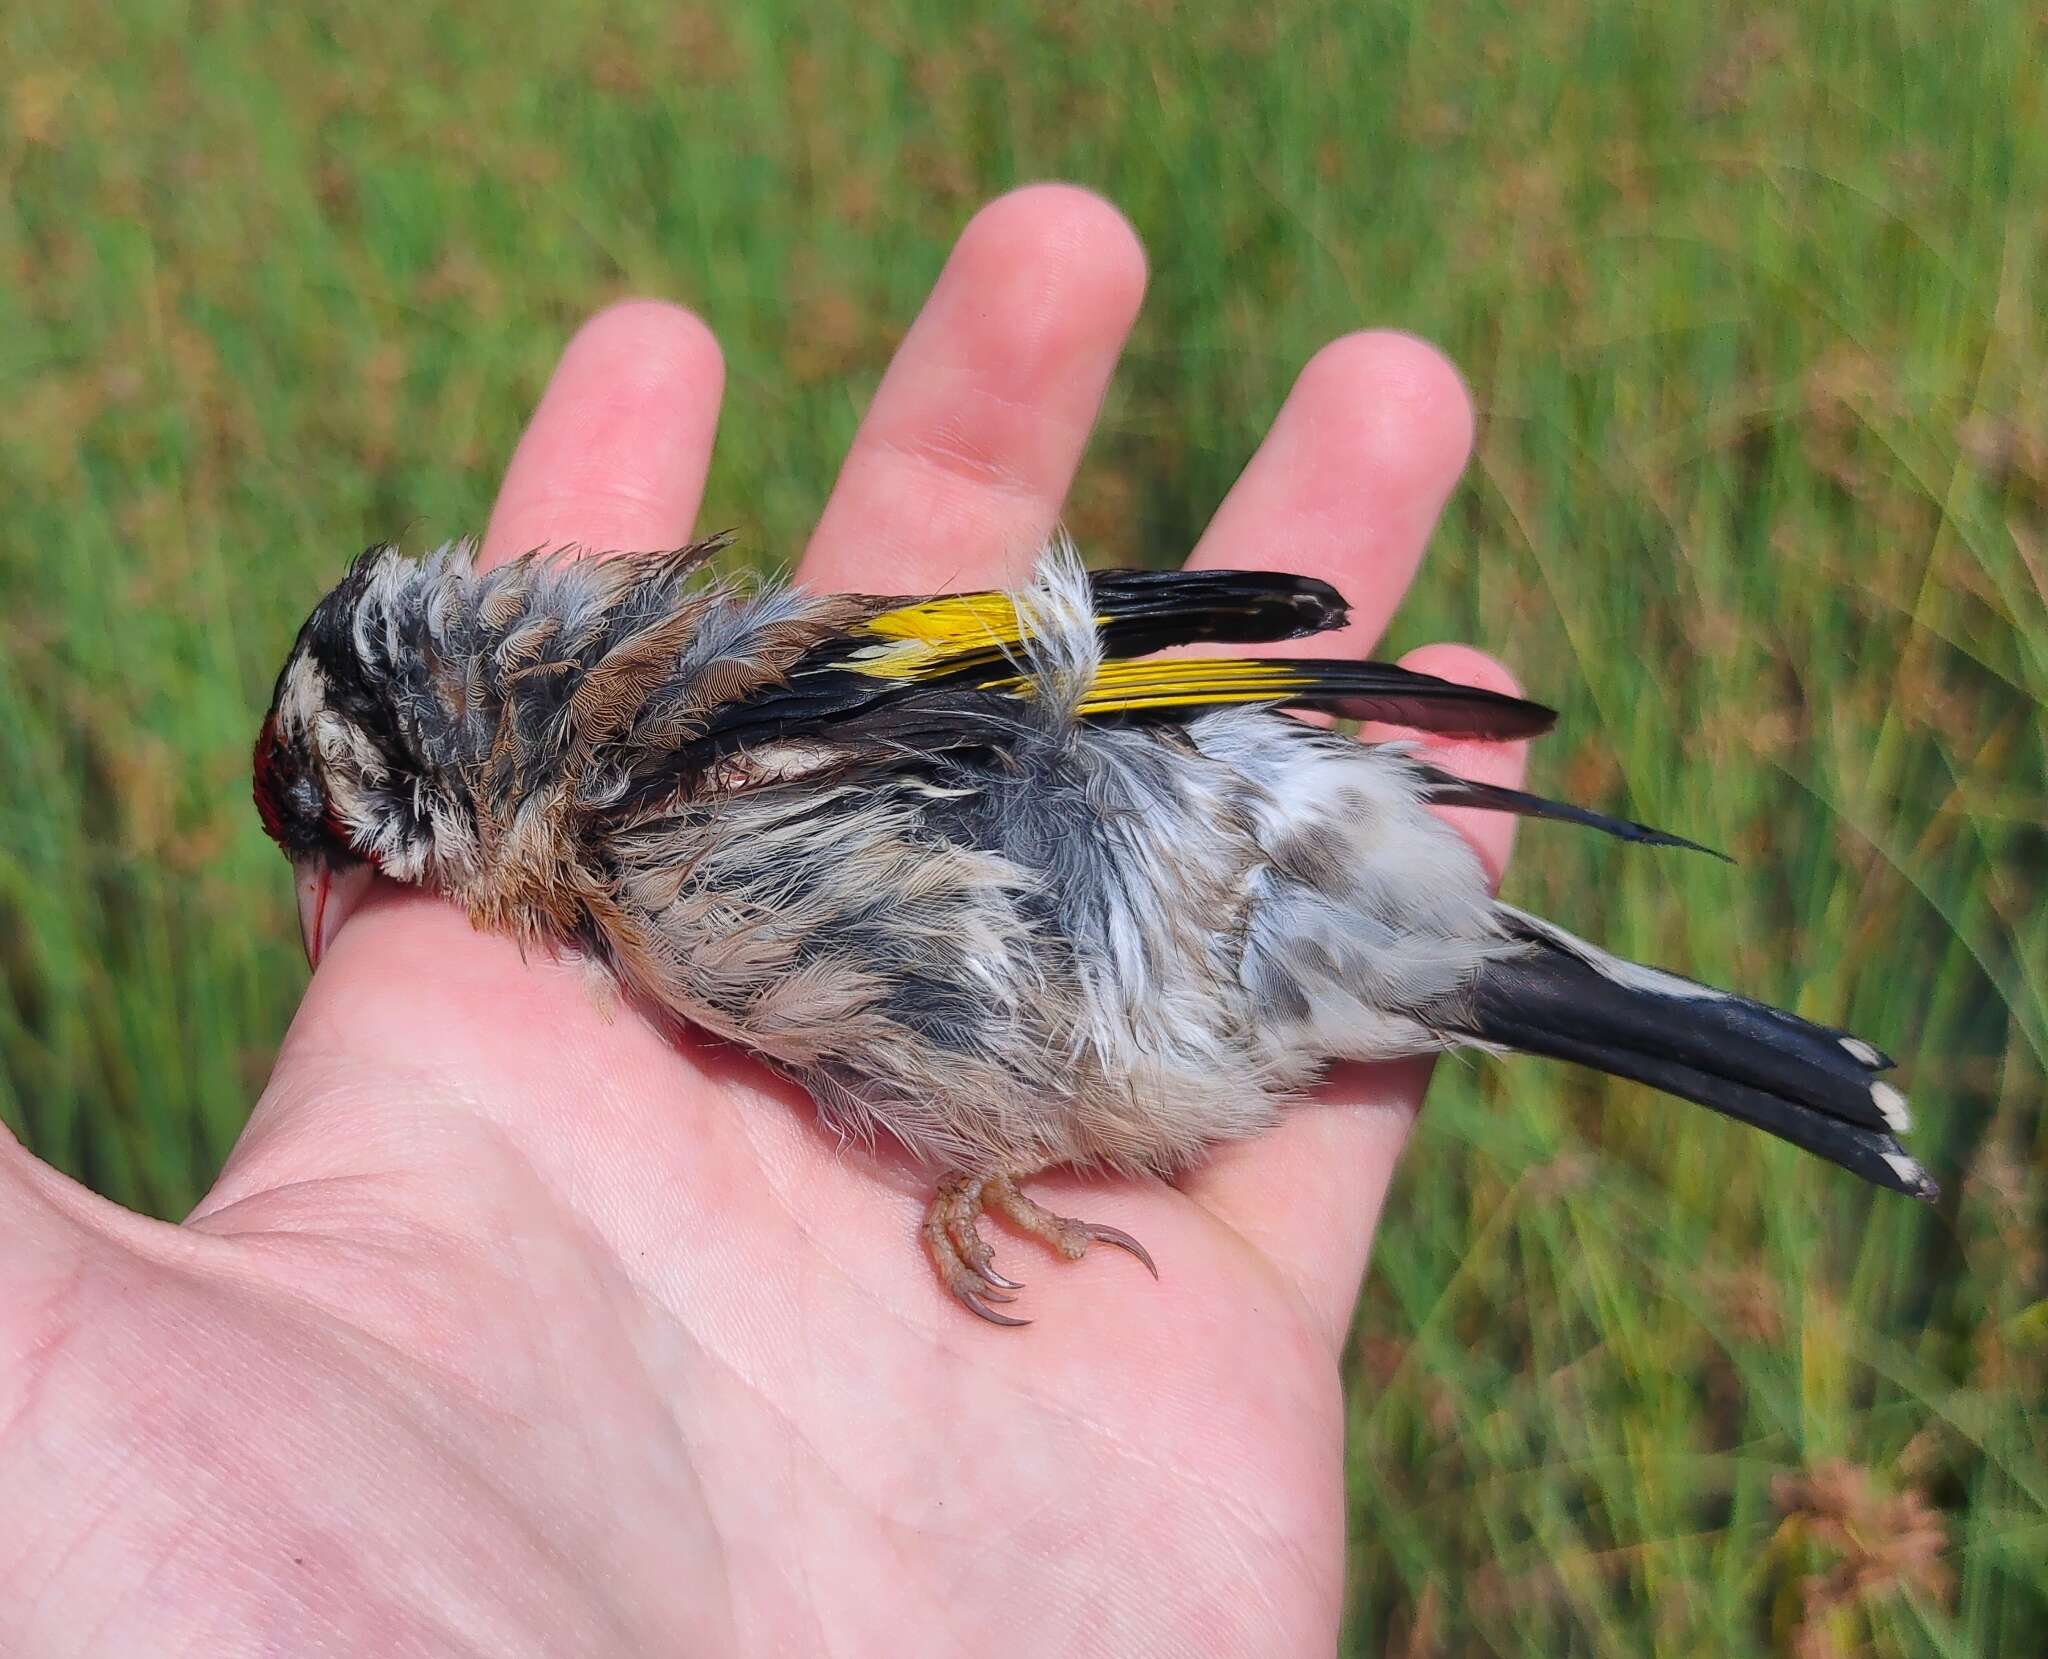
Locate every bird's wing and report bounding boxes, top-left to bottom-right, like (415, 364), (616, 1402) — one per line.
(680, 567), (1554, 764)
(768, 567), (1350, 704)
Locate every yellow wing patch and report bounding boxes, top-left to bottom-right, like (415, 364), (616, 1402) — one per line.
(979, 657), (1320, 714)
(843, 596), (1316, 713)
(861, 593), (1024, 646)
(1071, 659), (1319, 714)
(843, 593), (1029, 679)
(846, 593), (1131, 681)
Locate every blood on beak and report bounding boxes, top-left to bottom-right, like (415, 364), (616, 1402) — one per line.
(293, 857), (374, 969)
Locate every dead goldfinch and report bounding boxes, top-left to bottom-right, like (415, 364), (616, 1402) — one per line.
(253, 538), (1934, 1323)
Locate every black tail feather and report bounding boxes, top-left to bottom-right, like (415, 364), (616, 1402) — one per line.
(1448, 916), (1935, 1200)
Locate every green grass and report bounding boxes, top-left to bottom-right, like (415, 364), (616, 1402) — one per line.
(3, 1), (2043, 1651)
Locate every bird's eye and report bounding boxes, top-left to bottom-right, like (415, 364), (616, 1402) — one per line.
(287, 774), (324, 823)
(252, 712), (336, 855)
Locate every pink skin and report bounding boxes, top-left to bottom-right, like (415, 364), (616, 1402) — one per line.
(0, 186), (1525, 1654)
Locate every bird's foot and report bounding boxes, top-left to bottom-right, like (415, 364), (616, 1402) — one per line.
(921, 1172), (1157, 1327)
(923, 1175), (1027, 1325)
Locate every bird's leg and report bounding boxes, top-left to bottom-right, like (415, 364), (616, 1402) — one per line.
(921, 1174), (1028, 1327)
(983, 1174), (1158, 1279)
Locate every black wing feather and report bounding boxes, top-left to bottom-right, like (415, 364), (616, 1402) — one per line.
(1413, 768), (1729, 859)
(1086, 660), (1556, 738)
(1085, 568), (1350, 651)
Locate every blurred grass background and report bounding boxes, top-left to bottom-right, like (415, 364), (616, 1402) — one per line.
(2, 0), (2043, 1651)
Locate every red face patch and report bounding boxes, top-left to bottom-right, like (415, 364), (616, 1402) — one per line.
(251, 711), (289, 845)
(251, 708), (343, 857)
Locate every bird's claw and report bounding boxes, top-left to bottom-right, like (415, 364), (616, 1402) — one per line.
(959, 1287), (1031, 1327)
(922, 1172), (1160, 1325)
(1079, 1222), (1158, 1279)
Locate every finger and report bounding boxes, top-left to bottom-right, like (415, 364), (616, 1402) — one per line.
(1366, 643), (1526, 887)
(479, 299), (725, 571)
(799, 184), (1146, 594)
(1186, 330), (1476, 653)
(1186, 646), (1529, 1354)
(0, 1111), (180, 1270)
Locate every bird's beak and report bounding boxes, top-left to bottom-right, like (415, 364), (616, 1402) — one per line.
(293, 857), (373, 970)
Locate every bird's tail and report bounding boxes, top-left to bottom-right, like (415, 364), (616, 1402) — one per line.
(1443, 907), (1936, 1200)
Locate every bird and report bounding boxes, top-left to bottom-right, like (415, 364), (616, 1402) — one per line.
(253, 535), (1935, 1324)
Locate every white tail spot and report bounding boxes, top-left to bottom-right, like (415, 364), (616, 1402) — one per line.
(1882, 1150), (1929, 1191)
(1840, 1036), (1884, 1066)
(1871, 1080), (1912, 1135)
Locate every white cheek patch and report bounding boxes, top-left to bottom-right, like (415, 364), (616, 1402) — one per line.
(313, 710), (387, 783)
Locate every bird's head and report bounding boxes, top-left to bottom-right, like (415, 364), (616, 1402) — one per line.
(252, 552), (425, 966)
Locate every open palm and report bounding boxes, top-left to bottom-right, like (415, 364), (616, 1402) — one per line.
(0, 187), (1528, 1655)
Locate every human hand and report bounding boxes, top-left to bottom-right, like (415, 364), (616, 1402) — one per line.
(0, 185), (1525, 1655)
